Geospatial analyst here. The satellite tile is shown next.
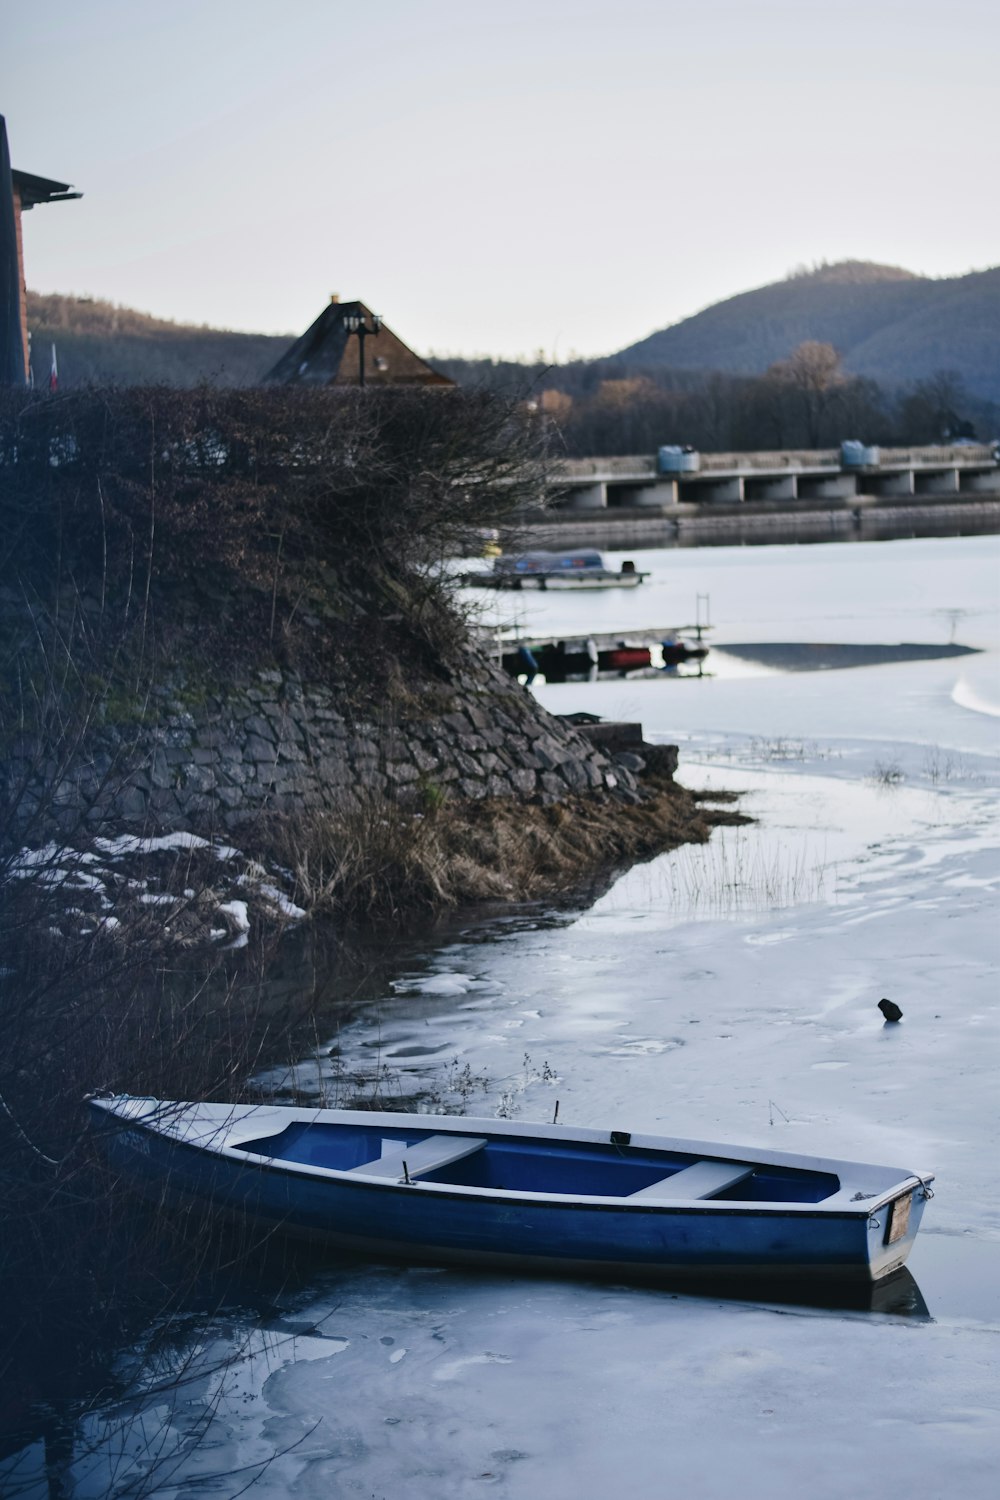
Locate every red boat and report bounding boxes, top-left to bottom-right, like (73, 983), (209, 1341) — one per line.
(599, 645), (653, 671)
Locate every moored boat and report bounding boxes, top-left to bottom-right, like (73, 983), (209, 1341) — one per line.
(499, 633), (709, 682)
(88, 1097), (933, 1287)
(461, 550), (649, 589)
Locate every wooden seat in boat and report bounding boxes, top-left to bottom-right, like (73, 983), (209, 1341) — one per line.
(629, 1160), (754, 1201)
(349, 1134), (488, 1181)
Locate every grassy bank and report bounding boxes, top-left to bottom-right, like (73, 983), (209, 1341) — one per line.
(263, 771), (747, 919)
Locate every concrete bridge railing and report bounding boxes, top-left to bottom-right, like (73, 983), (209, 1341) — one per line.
(549, 445), (1000, 511)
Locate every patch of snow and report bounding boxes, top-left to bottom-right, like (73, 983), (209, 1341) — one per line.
(14, 866), (107, 892)
(14, 844), (62, 866)
(212, 843), (245, 863)
(254, 882), (307, 921)
(10, 843), (88, 869)
(217, 900), (250, 932)
(94, 831), (214, 856)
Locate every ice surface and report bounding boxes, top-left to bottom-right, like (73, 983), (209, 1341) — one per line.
(7, 536), (997, 1498)
(391, 971), (483, 996)
(467, 533), (1000, 654)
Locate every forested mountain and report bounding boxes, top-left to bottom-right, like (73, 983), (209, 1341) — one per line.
(617, 262), (1000, 402)
(23, 269), (999, 455)
(25, 292), (290, 388)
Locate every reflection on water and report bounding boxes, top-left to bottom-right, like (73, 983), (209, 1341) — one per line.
(699, 1266), (930, 1320)
(199, 1238), (933, 1325)
(84, 1205), (941, 1328)
(502, 639), (982, 691)
(578, 515), (1000, 551)
(192, 1231), (933, 1320)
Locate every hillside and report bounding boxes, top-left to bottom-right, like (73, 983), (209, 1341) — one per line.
(26, 292), (291, 387)
(618, 262), (1000, 401)
(26, 263), (1000, 407)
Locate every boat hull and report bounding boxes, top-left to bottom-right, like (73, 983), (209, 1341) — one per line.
(88, 1101), (930, 1287)
(465, 572), (647, 590)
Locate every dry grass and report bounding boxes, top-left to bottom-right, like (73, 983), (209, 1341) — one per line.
(260, 775), (750, 921)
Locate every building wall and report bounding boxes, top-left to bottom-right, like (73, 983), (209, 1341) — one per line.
(12, 185), (28, 380)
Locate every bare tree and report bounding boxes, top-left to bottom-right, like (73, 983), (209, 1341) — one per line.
(896, 370), (977, 444)
(766, 341), (845, 447)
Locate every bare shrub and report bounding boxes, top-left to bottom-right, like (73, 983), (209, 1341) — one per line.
(871, 758), (905, 788)
(0, 383), (549, 692)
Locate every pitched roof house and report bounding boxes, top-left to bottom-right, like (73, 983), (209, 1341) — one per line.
(262, 297), (453, 388)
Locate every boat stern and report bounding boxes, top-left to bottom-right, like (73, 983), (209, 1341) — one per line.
(866, 1178), (934, 1280)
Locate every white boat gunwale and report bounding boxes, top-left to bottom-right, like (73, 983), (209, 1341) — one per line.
(197, 1149), (927, 1219)
(92, 1098), (930, 1217)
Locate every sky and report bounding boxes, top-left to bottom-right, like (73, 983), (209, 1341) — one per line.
(4, 0), (998, 361)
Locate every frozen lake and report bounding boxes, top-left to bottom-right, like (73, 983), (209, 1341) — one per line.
(7, 535), (999, 1498)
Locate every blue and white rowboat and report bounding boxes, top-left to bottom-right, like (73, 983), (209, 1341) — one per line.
(88, 1097), (934, 1287)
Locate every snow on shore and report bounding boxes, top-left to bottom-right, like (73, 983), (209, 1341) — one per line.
(5, 831), (305, 945)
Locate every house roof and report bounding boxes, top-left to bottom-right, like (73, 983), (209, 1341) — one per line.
(11, 169), (82, 209)
(262, 299), (453, 388)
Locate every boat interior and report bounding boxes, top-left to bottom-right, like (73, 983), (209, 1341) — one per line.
(232, 1123), (841, 1203)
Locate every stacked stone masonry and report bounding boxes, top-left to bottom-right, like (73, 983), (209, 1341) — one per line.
(5, 652), (646, 834)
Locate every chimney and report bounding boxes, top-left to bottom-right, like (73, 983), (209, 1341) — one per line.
(329, 293), (340, 304)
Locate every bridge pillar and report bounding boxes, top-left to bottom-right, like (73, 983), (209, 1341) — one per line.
(744, 475), (797, 502)
(914, 468), (960, 495)
(558, 482), (607, 510)
(607, 481), (674, 507)
(680, 477), (744, 503)
(958, 468), (1000, 494)
(866, 470), (914, 496)
(798, 474), (857, 500)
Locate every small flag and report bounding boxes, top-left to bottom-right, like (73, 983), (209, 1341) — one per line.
(49, 343), (58, 393)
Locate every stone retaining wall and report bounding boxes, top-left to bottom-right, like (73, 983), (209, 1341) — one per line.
(4, 649), (641, 836)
